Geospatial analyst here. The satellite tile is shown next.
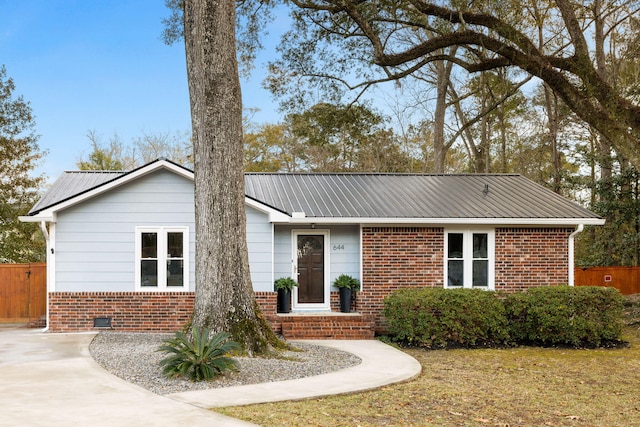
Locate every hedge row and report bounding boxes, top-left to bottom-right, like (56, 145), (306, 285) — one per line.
(383, 286), (625, 348)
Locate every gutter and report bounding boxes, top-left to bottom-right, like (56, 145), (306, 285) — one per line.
(283, 216), (606, 226)
(39, 221), (49, 241)
(39, 221), (50, 332)
(568, 224), (584, 286)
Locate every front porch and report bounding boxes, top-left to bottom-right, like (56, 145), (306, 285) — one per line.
(257, 291), (376, 340)
(274, 312), (376, 340)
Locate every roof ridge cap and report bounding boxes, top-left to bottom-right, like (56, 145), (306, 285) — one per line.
(244, 172), (522, 177)
(65, 170), (127, 174)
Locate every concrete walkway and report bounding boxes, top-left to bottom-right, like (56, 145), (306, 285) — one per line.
(168, 340), (422, 408)
(0, 326), (421, 426)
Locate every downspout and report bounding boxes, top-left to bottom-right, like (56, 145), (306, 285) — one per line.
(39, 221), (50, 332)
(568, 224), (584, 287)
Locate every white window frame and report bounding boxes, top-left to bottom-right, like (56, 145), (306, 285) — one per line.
(135, 226), (189, 291)
(444, 229), (495, 290)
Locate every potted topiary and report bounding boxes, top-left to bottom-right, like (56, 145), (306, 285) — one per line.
(274, 277), (298, 313)
(333, 274), (360, 313)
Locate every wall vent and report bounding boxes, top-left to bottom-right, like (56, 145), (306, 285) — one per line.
(93, 317), (112, 328)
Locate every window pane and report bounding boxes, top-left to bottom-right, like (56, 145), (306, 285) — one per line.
(473, 233), (487, 258)
(167, 260), (184, 286)
(448, 233), (463, 258)
(473, 260), (488, 287)
(141, 260), (158, 286)
(298, 235), (323, 258)
(141, 233), (157, 258)
(167, 232), (184, 258)
(448, 260), (464, 286)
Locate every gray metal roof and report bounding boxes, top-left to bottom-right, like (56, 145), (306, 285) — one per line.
(28, 164), (601, 222)
(29, 170), (126, 215)
(244, 173), (600, 220)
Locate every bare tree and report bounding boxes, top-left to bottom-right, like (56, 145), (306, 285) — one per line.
(278, 0), (640, 168)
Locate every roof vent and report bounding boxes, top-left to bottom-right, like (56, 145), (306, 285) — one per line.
(483, 184), (489, 196)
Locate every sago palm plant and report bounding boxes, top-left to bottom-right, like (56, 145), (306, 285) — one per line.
(158, 327), (240, 381)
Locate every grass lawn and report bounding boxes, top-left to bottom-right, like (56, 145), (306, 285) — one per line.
(216, 296), (640, 426)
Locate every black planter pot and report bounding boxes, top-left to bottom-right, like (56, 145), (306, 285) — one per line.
(339, 287), (352, 313)
(277, 289), (291, 313)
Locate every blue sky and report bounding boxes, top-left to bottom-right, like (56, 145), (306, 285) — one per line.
(1, 1), (285, 179)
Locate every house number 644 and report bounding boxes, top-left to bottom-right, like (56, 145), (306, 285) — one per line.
(332, 244), (345, 251)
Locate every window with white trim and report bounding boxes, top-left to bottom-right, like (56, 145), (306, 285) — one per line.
(136, 227), (189, 290)
(445, 230), (494, 289)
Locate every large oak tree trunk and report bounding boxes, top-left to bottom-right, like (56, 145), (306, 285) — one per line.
(183, 0), (280, 354)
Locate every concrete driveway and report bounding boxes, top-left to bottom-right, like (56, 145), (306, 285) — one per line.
(0, 326), (255, 427)
(0, 325), (422, 426)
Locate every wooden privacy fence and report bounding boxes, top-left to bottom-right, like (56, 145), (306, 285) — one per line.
(0, 263), (46, 323)
(575, 266), (640, 295)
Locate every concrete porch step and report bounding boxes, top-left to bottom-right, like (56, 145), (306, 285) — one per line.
(278, 312), (375, 340)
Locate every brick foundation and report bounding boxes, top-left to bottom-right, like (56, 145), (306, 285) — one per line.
(47, 290), (374, 339)
(48, 292), (195, 333)
(48, 291), (284, 334)
(256, 291), (281, 334)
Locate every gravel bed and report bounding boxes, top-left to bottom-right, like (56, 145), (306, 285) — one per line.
(89, 332), (362, 395)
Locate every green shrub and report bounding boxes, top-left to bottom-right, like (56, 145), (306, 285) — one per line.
(333, 274), (361, 291)
(274, 277), (298, 292)
(158, 327), (240, 381)
(504, 286), (625, 347)
(383, 288), (510, 348)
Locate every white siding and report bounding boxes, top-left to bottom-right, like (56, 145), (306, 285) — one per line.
(274, 225), (360, 285)
(245, 206), (274, 291)
(328, 225), (360, 284)
(52, 168), (360, 294)
(274, 226), (294, 281)
(54, 170), (196, 292)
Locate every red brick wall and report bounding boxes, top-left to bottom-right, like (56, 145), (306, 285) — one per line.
(279, 314), (375, 339)
(255, 291), (281, 333)
(255, 291), (277, 314)
(47, 289), (376, 339)
(48, 291), (284, 333)
(495, 228), (573, 292)
(359, 226), (573, 331)
(48, 292), (195, 332)
(360, 227), (444, 330)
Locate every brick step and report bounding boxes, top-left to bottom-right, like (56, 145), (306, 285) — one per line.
(279, 313), (375, 340)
